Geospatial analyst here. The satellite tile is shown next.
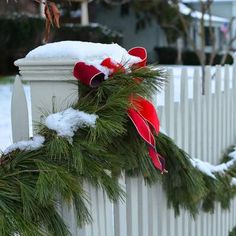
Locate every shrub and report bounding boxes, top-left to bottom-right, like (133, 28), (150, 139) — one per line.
(229, 227), (236, 236)
(0, 15), (123, 75)
(154, 47), (177, 64)
(51, 23), (123, 45)
(154, 47), (233, 65)
(0, 14), (44, 75)
(182, 50), (200, 65)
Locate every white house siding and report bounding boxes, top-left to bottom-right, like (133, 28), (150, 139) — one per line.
(184, 1), (236, 51)
(95, 5), (168, 62)
(185, 2), (233, 19)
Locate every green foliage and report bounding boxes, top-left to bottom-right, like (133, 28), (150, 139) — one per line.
(229, 227), (236, 236)
(0, 14), (44, 75)
(154, 47), (233, 65)
(52, 23), (123, 45)
(156, 133), (206, 216)
(129, 0), (189, 43)
(0, 14), (44, 52)
(0, 150), (73, 235)
(0, 66), (165, 235)
(2, 65), (236, 235)
(0, 15), (122, 75)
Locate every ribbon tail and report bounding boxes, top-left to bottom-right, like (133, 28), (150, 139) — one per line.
(130, 96), (160, 134)
(148, 147), (164, 172)
(128, 108), (153, 146)
(128, 108), (166, 172)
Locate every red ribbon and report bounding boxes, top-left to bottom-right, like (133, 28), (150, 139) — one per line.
(128, 96), (166, 172)
(73, 47), (166, 172)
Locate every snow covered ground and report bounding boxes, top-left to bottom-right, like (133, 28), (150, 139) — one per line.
(0, 85), (12, 151)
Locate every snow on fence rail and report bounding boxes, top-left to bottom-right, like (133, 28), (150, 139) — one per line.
(12, 58), (236, 236)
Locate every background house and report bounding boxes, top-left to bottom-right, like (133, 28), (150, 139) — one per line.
(94, 1), (230, 63)
(0, 0), (234, 74)
(183, 0), (236, 51)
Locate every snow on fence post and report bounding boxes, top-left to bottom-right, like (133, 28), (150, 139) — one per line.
(11, 75), (29, 142)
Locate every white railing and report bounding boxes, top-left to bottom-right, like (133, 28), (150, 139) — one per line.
(12, 57), (236, 236)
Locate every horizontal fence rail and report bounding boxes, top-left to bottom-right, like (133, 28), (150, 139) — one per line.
(12, 63), (236, 236)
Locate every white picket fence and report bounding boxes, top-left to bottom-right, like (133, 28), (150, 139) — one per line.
(12, 57), (236, 236)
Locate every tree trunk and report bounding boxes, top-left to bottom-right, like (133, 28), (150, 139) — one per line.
(176, 37), (183, 64)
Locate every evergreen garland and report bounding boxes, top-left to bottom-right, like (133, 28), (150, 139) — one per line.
(1, 66), (236, 235)
(229, 227), (236, 236)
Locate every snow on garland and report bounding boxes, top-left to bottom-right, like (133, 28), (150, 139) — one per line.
(3, 108), (98, 154)
(191, 154), (236, 179)
(45, 108), (98, 142)
(3, 135), (45, 155)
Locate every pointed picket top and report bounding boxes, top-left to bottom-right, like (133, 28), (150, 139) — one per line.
(165, 69), (174, 138)
(11, 75), (29, 142)
(180, 68), (189, 151)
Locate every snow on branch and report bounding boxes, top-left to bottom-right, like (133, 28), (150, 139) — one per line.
(45, 108), (98, 141)
(3, 136), (45, 155)
(191, 147), (236, 179)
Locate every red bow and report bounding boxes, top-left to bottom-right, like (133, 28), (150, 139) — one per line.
(73, 47), (166, 172)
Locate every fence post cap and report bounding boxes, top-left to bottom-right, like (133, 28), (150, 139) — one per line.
(14, 57), (77, 82)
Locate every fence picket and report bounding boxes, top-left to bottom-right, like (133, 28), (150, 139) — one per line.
(212, 91), (217, 164)
(181, 68), (191, 236)
(205, 66), (213, 236)
(90, 186), (100, 236)
(189, 99), (195, 158)
(114, 174), (127, 236)
(104, 192), (114, 236)
(205, 66), (212, 162)
(164, 69), (175, 236)
(180, 68), (189, 152)
(228, 67), (234, 147)
(165, 69), (175, 138)
(138, 178), (149, 236)
(11, 75), (29, 142)
(224, 65), (230, 148)
(148, 185), (158, 236)
(215, 66), (222, 160)
(77, 183), (93, 236)
(193, 68), (201, 159)
(96, 189), (106, 236)
(126, 177), (139, 236)
(233, 61), (236, 142)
